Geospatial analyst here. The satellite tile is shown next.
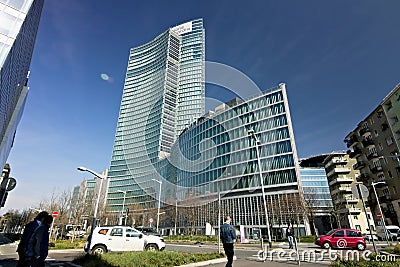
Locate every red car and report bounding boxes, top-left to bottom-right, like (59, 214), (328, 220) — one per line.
(315, 229), (366, 250)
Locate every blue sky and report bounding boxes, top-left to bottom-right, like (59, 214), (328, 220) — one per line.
(4, 0), (400, 211)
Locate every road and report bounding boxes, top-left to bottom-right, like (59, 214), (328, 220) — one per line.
(0, 240), (391, 266)
(0, 241), (82, 267)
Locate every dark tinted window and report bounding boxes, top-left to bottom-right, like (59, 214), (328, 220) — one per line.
(346, 230), (359, 237)
(333, 230), (344, 237)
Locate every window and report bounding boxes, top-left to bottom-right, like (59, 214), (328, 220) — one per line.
(388, 171), (393, 179)
(374, 130), (379, 137)
(354, 216), (358, 220)
(333, 230), (344, 237)
(393, 186), (397, 194)
(126, 228), (141, 237)
(98, 229), (109, 235)
(346, 230), (359, 237)
(355, 225), (361, 231)
(110, 228), (123, 237)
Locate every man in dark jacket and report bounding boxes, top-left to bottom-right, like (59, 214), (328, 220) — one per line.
(16, 211), (48, 267)
(220, 216), (237, 267)
(26, 214), (53, 267)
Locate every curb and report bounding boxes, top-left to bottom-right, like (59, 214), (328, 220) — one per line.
(175, 256), (236, 267)
(63, 263), (82, 267)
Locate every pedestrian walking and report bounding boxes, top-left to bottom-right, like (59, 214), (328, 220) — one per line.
(16, 211), (49, 267)
(286, 224), (294, 249)
(26, 214), (53, 267)
(220, 216), (237, 267)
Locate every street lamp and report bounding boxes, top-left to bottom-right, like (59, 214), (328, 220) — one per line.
(77, 166), (107, 254)
(116, 190), (127, 226)
(248, 129), (272, 248)
(371, 181), (390, 242)
(151, 179), (162, 232)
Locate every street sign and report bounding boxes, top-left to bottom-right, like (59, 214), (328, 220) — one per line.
(377, 213), (382, 218)
(52, 211), (59, 218)
(0, 177), (16, 191)
(351, 184), (369, 199)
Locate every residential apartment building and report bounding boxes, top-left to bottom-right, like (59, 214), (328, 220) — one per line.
(0, 0), (44, 168)
(323, 152), (375, 233)
(345, 83), (400, 226)
(299, 155), (334, 235)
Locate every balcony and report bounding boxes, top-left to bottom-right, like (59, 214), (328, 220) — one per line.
(338, 197), (358, 204)
(362, 139), (374, 147)
(367, 152), (379, 160)
(359, 127), (371, 136)
(353, 161), (366, 170)
(346, 136), (359, 148)
(331, 187), (352, 195)
(348, 208), (362, 214)
(335, 167), (351, 173)
(349, 148), (362, 158)
(332, 157), (348, 164)
(329, 177), (354, 186)
(371, 166), (383, 174)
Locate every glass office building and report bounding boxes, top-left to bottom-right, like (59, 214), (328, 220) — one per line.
(169, 84), (308, 237)
(107, 19), (205, 211)
(0, 0), (44, 168)
(299, 155), (334, 235)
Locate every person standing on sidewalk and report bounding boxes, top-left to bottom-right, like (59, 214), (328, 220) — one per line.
(220, 216), (237, 267)
(16, 211), (49, 267)
(286, 224), (294, 249)
(26, 214), (53, 267)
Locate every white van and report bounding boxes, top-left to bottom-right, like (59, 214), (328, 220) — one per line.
(376, 225), (400, 241)
(84, 226), (166, 254)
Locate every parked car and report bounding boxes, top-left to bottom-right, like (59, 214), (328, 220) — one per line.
(363, 233), (378, 242)
(315, 229), (366, 250)
(58, 224), (85, 239)
(376, 225), (399, 241)
(84, 226), (165, 254)
(135, 226), (161, 236)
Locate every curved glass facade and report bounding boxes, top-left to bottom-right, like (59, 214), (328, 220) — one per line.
(107, 19), (205, 211)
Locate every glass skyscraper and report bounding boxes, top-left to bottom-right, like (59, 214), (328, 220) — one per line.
(107, 20), (309, 237)
(0, 0), (44, 168)
(107, 19), (205, 211)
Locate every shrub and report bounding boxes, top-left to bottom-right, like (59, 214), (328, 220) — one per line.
(73, 251), (224, 267)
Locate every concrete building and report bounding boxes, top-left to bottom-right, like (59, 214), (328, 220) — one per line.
(0, 0), (44, 168)
(323, 152), (375, 233)
(299, 155), (334, 235)
(345, 83), (400, 226)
